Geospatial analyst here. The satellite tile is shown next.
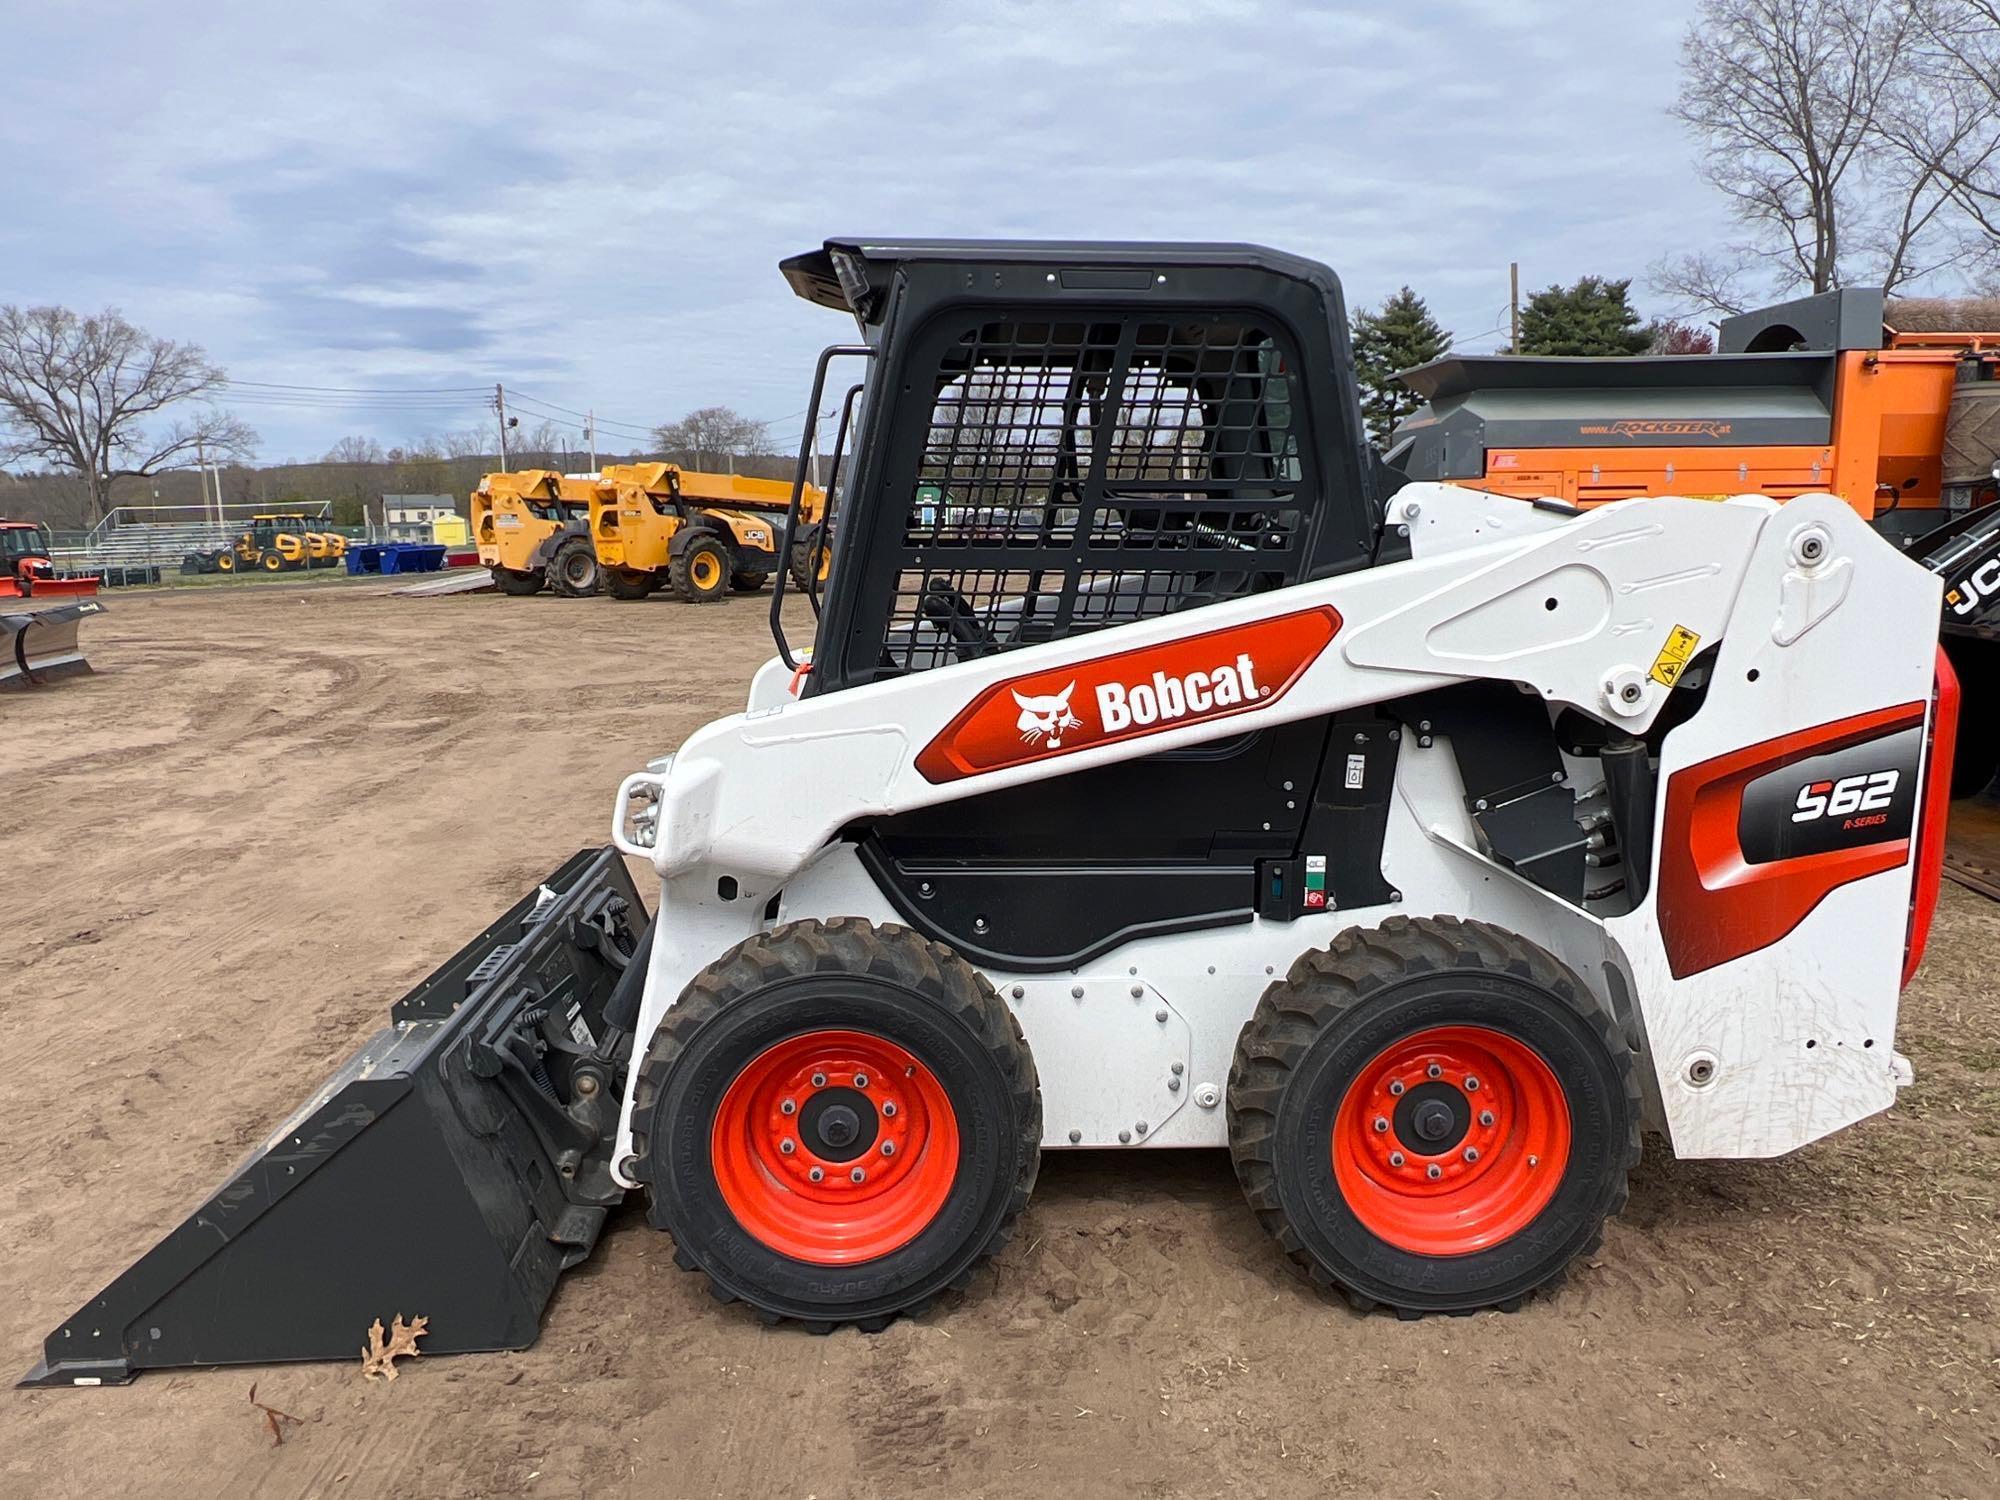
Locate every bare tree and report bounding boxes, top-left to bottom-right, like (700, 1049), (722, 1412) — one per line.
(1658, 0), (1998, 313)
(440, 427), (494, 461)
(323, 434), (386, 465)
(0, 305), (257, 523)
(653, 406), (768, 469)
(1905, 0), (2000, 272)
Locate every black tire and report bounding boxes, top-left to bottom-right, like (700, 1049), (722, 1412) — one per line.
(1227, 914), (1639, 1317)
(546, 536), (601, 597)
(493, 566), (543, 596)
(670, 534), (730, 603)
(214, 551), (237, 574)
(729, 568), (769, 594)
(631, 918), (1041, 1331)
(788, 522), (825, 593)
(604, 567), (655, 601)
(259, 550), (285, 572)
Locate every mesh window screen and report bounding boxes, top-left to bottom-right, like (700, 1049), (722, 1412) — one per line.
(869, 312), (1311, 679)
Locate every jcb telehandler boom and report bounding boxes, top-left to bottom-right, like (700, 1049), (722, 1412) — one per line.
(26, 240), (1956, 1385)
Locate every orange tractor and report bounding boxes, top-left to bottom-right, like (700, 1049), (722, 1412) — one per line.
(1, 518), (103, 689)
(1, 519), (100, 601)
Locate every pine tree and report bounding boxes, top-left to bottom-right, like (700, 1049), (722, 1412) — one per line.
(1351, 287), (1451, 448)
(1515, 277), (1653, 356)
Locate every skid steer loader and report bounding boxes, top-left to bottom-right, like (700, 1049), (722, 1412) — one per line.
(589, 462), (825, 602)
(24, 240), (1957, 1387)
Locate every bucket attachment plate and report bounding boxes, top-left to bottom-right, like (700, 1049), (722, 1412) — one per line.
(21, 846), (645, 1387)
(1, 599), (104, 689)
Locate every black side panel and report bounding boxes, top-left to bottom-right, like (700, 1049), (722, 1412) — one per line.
(858, 842), (1253, 972)
(858, 709), (1407, 969)
(860, 722), (1324, 969)
(23, 848), (643, 1387)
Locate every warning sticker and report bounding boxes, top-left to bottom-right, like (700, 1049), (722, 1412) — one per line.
(1648, 625), (1702, 688)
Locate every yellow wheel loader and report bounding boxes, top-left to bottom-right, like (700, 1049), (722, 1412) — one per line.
(587, 462), (825, 603)
(472, 469), (603, 596)
(182, 513), (343, 575)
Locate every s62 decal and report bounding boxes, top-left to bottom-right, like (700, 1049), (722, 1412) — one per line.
(1738, 728), (1920, 864)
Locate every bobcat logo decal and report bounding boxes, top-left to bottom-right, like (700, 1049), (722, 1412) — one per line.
(1012, 682), (1081, 748)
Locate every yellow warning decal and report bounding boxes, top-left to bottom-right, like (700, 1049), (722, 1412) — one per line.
(1649, 625), (1702, 688)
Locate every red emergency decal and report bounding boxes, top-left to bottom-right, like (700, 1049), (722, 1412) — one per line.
(913, 606), (1341, 783)
(1656, 700), (1927, 979)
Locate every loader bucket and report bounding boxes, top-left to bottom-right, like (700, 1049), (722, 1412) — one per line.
(1, 599), (104, 689)
(21, 846), (646, 1387)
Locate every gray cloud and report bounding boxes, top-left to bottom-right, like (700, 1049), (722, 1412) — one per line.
(0, 0), (1725, 460)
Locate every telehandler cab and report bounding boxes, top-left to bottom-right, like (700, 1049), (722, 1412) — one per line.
(25, 239), (1956, 1385)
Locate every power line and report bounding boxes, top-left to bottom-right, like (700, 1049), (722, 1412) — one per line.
(222, 378), (492, 394)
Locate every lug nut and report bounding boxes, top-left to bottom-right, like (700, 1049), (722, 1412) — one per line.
(854, 1073), (868, 1089)
(881, 1140), (895, 1156)
(780, 1098), (796, 1115)
(1479, 1110), (1495, 1127)
(882, 1101), (898, 1118)
(1427, 1062), (1442, 1079)
(1463, 1147), (1480, 1163)
(1389, 1079), (1405, 1096)
(1374, 1116), (1389, 1133)
(850, 1167), (866, 1183)
(808, 1167), (824, 1182)
(811, 1072), (827, 1088)
(1464, 1076), (1480, 1091)
(1427, 1164), (1442, 1180)
(1389, 1151), (1406, 1167)
(1528, 1155), (1540, 1168)
(780, 1138), (796, 1155)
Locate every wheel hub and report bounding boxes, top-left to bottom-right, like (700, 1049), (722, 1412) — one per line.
(1332, 1024), (1571, 1256)
(710, 1029), (959, 1264)
(800, 1087), (877, 1161)
(1395, 1082), (1471, 1154)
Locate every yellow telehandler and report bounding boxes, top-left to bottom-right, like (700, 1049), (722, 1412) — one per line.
(471, 470), (603, 596)
(587, 462), (825, 603)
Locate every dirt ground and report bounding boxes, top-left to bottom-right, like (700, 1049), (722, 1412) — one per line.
(3, 579), (1996, 1500)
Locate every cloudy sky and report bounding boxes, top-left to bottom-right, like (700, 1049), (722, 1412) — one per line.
(1, 0), (1727, 464)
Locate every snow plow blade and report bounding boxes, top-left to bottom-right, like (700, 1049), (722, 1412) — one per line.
(21, 846), (646, 1387)
(1, 599), (104, 689)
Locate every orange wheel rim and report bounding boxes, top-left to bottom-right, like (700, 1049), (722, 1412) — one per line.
(711, 1029), (958, 1264)
(1332, 1025), (1569, 1256)
(693, 554), (720, 588)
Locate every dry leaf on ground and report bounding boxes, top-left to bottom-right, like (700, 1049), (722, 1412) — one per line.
(247, 1382), (301, 1446)
(359, 1314), (428, 1382)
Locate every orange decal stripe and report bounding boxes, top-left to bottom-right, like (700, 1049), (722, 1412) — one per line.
(913, 606), (1341, 783)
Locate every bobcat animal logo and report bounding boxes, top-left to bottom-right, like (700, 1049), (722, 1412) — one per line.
(1012, 682), (1082, 748)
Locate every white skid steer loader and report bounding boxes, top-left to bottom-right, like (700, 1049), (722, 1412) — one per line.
(26, 240), (1957, 1384)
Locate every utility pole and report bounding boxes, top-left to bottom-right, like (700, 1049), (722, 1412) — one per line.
(1509, 262), (1521, 355)
(494, 383), (513, 472)
(586, 410), (597, 473)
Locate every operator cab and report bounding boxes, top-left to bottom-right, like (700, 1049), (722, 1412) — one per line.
(770, 239), (1400, 695)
